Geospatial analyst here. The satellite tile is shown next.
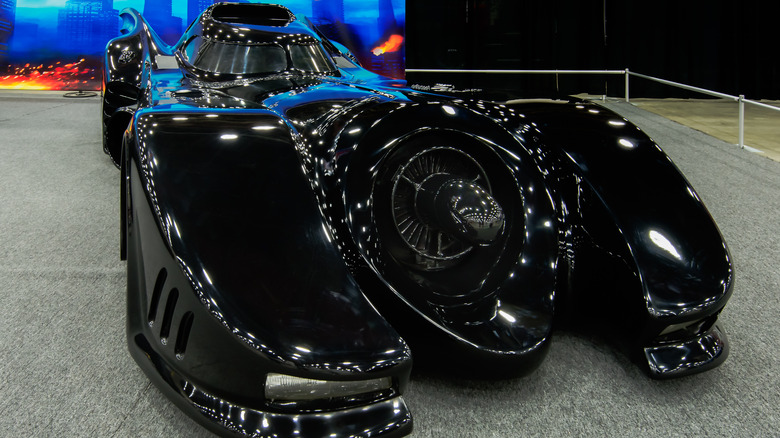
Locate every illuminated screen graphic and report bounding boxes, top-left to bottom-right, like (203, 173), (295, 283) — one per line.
(0, 0), (405, 90)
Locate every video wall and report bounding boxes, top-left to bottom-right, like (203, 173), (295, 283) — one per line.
(0, 0), (405, 90)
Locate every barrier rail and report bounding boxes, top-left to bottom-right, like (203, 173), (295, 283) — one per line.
(405, 68), (780, 150)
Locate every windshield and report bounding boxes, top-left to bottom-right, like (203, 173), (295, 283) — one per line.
(289, 44), (336, 73)
(183, 37), (287, 74)
(182, 36), (336, 76)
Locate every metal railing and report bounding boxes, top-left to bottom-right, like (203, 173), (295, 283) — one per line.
(406, 68), (780, 150)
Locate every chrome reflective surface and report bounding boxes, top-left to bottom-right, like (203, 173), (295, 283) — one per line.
(414, 174), (505, 246)
(103, 3), (735, 437)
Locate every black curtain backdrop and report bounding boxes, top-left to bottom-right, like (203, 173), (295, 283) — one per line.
(406, 0), (780, 100)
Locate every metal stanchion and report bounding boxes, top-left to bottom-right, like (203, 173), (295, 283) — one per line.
(738, 95), (745, 149)
(625, 68), (630, 103)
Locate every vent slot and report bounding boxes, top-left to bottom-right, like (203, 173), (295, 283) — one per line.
(148, 268), (167, 325)
(159, 288), (179, 344)
(175, 312), (194, 359)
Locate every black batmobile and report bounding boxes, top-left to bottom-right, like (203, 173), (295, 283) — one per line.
(102, 3), (733, 437)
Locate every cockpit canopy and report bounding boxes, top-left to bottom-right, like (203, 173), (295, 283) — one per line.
(178, 2), (338, 78)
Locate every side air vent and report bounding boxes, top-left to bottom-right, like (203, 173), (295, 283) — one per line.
(148, 268), (167, 326)
(211, 3), (295, 26)
(160, 288), (179, 344)
(175, 312), (194, 360)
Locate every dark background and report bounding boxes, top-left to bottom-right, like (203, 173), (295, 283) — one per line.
(405, 0), (779, 100)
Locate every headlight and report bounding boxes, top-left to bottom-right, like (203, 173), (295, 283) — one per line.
(264, 373), (392, 401)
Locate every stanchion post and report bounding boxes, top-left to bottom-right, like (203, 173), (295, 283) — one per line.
(738, 94), (745, 149)
(625, 68), (630, 103)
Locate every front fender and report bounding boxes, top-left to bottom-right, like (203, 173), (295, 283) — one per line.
(126, 108), (411, 387)
(520, 100), (733, 377)
(314, 101), (560, 376)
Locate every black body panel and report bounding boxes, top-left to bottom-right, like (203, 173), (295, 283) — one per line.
(102, 3), (734, 436)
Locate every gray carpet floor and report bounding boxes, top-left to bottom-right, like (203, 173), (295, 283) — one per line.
(0, 93), (777, 437)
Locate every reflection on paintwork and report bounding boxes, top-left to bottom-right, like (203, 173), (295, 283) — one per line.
(251, 124), (276, 131)
(649, 229), (683, 260)
(103, 2), (735, 437)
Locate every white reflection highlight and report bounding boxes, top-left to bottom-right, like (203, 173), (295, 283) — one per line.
(203, 269), (214, 284)
(220, 133), (238, 140)
(498, 309), (516, 323)
(618, 138), (636, 149)
(442, 105), (456, 115)
(686, 186), (701, 202)
(609, 120), (626, 126)
(649, 230), (682, 260)
(252, 125), (275, 131)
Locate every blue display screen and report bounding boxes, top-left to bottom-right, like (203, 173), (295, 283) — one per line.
(0, 0), (405, 90)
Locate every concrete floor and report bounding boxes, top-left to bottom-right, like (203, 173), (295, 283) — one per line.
(602, 97), (780, 162)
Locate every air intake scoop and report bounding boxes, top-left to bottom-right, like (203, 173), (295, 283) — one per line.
(210, 3), (295, 27)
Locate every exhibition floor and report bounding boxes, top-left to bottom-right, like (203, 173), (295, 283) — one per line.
(0, 91), (778, 437)
(629, 98), (780, 162)
(576, 94), (780, 163)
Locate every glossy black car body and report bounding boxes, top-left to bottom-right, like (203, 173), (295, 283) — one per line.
(102, 3), (733, 437)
